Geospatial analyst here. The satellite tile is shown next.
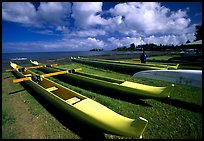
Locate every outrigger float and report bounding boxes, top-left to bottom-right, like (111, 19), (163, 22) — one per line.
(30, 60), (174, 99)
(9, 61), (148, 138)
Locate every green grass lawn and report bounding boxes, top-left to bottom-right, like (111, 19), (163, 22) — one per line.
(147, 54), (180, 60)
(30, 60), (202, 139)
(3, 54), (202, 139)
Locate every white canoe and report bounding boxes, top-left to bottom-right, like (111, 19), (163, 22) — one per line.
(133, 70), (202, 88)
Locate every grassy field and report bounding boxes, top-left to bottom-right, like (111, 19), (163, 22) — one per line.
(2, 55), (202, 139)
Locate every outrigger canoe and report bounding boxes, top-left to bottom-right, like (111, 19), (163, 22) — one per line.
(30, 60), (174, 99)
(10, 61), (148, 138)
(78, 57), (179, 70)
(70, 57), (178, 75)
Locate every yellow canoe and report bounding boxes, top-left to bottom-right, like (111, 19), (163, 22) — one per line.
(30, 60), (173, 99)
(80, 57), (179, 69)
(71, 57), (176, 75)
(10, 62), (148, 138)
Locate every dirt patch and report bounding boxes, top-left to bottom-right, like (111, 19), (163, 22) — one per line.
(2, 72), (82, 139)
(2, 72), (45, 139)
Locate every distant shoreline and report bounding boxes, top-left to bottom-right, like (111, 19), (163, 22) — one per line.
(2, 51), (169, 71)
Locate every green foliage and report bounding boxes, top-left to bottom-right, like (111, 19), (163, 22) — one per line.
(129, 43), (136, 50)
(112, 43), (178, 51)
(195, 24), (202, 41)
(112, 46), (128, 51)
(186, 40), (191, 44)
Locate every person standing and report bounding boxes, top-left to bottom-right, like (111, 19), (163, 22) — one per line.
(140, 49), (147, 63)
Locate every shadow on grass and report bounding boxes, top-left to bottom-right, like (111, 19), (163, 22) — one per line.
(33, 67), (152, 107)
(10, 72), (106, 139)
(156, 98), (202, 113)
(9, 89), (25, 95)
(4, 75), (16, 79)
(10, 70), (107, 139)
(49, 76), (153, 107)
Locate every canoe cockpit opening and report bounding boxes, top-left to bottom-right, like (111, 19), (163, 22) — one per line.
(38, 78), (85, 102)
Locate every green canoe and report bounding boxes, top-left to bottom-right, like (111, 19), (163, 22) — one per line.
(79, 57), (179, 69)
(30, 60), (173, 99)
(71, 57), (178, 75)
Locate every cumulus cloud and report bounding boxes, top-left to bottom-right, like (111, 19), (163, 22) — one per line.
(72, 2), (106, 27)
(4, 37), (105, 52)
(64, 29), (106, 37)
(2, 2), (198, 52)
(107, 37), (145, 47)
(108, 2), (192, 35)
(37, 2), (71, 26)
(2, 2), (71, 28)
(2, 2), (38, 25)
(143, 33), (196, 45)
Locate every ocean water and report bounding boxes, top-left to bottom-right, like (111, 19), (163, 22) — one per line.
(2, 51), (142, 62)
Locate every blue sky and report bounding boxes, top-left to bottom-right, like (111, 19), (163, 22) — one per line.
(2, 2), (202, 53)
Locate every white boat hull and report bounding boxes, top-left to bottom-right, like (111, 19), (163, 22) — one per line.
(133, 70), (202, 88)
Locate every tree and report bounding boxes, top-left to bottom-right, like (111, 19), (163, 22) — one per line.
(129, 43), (135, 51)
(186, 40), (191, 44)
(195, 24), (202, 41)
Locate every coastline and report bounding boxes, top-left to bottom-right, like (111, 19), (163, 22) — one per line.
(2, 51), (169, 71)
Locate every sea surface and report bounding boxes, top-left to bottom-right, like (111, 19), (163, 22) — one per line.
(2, 51), (142, 62)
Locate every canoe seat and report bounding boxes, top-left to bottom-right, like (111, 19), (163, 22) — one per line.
(24, 74), (32, 77)
(66, 97), (81, 105)
(46, 86), (58, 92)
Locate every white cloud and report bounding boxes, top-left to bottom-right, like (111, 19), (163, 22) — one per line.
(2, 2), (199, 51)
(4, 37), (105, 52)
(64, 29), (106, 37)
(30, 29), (54, 35)
(108, 2), (192, 35)
(144, 33), (196, 45)
(2, 2), (71, 28)
(2, 2), (38, 25)
(2, 2), (194, 37)
(72, 2), (106, 27)
(107, 37), (145, 47)
(87, 37), (104, 48)
(37, 2), (71, 26)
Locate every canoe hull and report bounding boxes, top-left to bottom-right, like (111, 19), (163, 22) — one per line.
(31, 62), (172, 99)
(81, 57), (179, 69)
(11, 62), (148, 138)
(133, 70), (202, 88)
(71, 58), (166, 75)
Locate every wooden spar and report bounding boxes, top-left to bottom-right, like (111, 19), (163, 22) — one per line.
(13, 68), (82, 83)
(42, 71), (68, 77)
(5, 64), (58, 72)
(13, 77), (31, 83)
